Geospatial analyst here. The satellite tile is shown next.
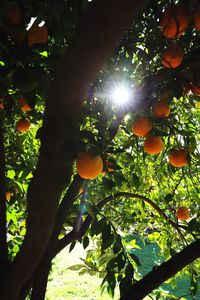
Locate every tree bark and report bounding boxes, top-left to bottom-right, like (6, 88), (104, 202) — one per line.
(1, 1), (150, 299)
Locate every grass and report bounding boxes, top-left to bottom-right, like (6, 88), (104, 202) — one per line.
(46, 236), (199, 299)
(46, 242), (118, 300)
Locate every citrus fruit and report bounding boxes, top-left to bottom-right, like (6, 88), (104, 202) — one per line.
(160, 5), (189, 39)
(162, 44), (184, 68)
(131, 116), (152, 137)
(191, 84), (200, 96)
(76, 152), (103, 179)
(168, 148), (188, 167)
(0, 101), (4, 110)
(6, 192), (12, 201)
(152, 101), (170, 118)
(176, 206), (190, 221)
(16, 118), (31, 133)
(144, 136), (164, 155)
(18, 98), (31, 112)
(27, 24), (48, 47)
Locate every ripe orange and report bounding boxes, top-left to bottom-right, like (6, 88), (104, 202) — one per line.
(168, 148), (188, 167)
(144, 136), (164, 155)
(17, 98), (31, 112)
(162, 45), (184, 68)
(131, 116), (152, 137)
(152, 101), (170, 118)
(6, 191), (12, 201)
(0, 100), (4, 110)
(160, 6), (189, 39)
(176, 206), (190, 221)
(194, 5), (200, 30)
(27, 24), (48, 47)
(190, 84), (200, 96)
(16, 118), (31, 133)
(76, 152), (103, 179)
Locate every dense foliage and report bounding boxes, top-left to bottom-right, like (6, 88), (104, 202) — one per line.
(0, 0), (199, 299)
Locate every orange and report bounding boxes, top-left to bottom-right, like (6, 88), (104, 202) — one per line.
(160, 6), (189, 39)
(17, 98), (31, 112)
(131, 116), (152, 137)
(16, 118), (31, 133)
(76, 152), (103, 179)
(176, 206), (190, 221)
(168, 148), (188, 167)
(0, 100), (4, 110)
(194, 5), (200, 30)
(6, 191), (12, 201)
(162, 45), (184, 68)
(190, 84), (200, 96)
(144, 136), (164, 155)
(152, 101), (170, 118)
(27, 24), (48, 47)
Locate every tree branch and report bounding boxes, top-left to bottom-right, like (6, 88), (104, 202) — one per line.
(55, 191), (182, 255)
(120, 239), (200, 300)
(1, 1), (150, 298)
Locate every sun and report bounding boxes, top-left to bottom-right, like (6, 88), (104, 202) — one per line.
(111, 86), (130, 105)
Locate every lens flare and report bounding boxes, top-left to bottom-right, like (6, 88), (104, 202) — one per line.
(111, 87), (130, 105)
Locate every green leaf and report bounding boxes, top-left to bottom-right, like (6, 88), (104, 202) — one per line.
(91, 218), (106, 236)
(129, 252), (141, 266)
(132, 173), (140, 189)
(113, 235), (122, 254)
(67, 264), (86, 271)
(164, 193), (174, 202)
(125, 263), (134, 279)
(101, 235), (114, 251)
(102, 178), (115, 190)
(69, 241), (76, 253)
(188, 218), (200, 233)
(117, 252), (126, 271)
(83, 236), (90, 249)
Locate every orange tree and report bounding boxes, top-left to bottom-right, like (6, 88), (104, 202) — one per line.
(0, 0), (200, 299)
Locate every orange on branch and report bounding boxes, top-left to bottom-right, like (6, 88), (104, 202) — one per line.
(162, 45), (184, 68)
(144, 136), (164, 155)
(131, 116), (152, 137)
(16, 118), (31, 133)
(152, 101), (170, 118)
(191, 84), (200, 96)
(176, 206), (190, 221)
(168, 148), (188, 167)
(160, 6), (189, 39)
(0, 100), (4, 110)
(194, 5), (200, 30)
(6, 191), (12, 201)
(27, 24), (48, 47)
(76, 152), (103, 179)
(17, 98), (31, 112)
